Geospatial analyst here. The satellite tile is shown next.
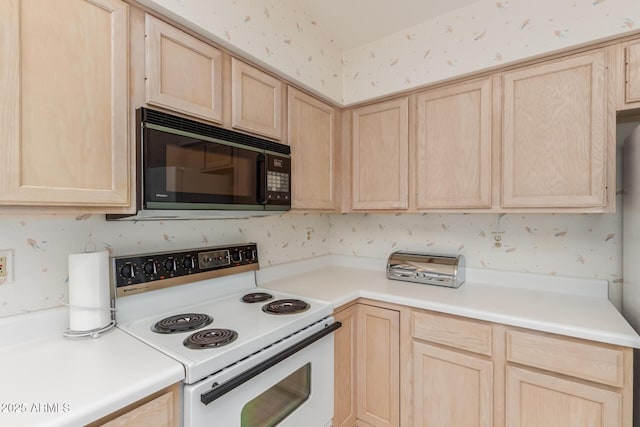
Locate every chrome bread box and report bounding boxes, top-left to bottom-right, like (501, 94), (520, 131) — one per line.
(386, 251), (465, 288)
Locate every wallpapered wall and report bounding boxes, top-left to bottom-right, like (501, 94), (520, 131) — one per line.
(342, 0), (640, 103)
(145, 0), (640, 104)
(330, 213), (622, 304)
(0, 210), (621, 317)
(0, 214), (330, 318)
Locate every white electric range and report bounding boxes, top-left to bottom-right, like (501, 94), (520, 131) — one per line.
(113, 243), (338, 427)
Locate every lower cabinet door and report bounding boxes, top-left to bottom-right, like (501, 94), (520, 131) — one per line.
(357, 305), (400, 427)
(413, 341), (493, 427)
(333, 304), (358, 427)
(89, 384), (180, 427)
(506, 366), (622, 427)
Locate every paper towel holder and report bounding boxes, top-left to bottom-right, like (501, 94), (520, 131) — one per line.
(63, 246), (117, 339)
(63, 317), (116, 339)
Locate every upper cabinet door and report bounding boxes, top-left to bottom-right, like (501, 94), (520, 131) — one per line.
(416, 79), (492, 209)
(626, 40), (640, 104)
(287, 87), (337, 210)
(502, 51), (608, 208)
(231, 58), (283, 140)
(0, 0), (129, 206)
(351, 98), (409, 210)
(145, 14), (222, 123)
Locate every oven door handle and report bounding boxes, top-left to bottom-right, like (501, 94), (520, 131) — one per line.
(200, 320), (342, 405)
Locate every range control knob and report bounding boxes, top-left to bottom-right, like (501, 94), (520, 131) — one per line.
(144, 261), (157, 275)
(245, 249), (256, 261)
(231, 250), (242, 263)
(183, 255), (196, 270)
(121, 263), (135, 279)
(164, 258), (177, 272)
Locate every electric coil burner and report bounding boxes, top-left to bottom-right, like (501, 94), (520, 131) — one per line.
(184, 328), (239, 349)
(241, 292), (273, 303)
(262, 299), (310, 315)
(152, 313), (213, 334)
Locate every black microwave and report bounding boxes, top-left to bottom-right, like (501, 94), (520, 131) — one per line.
(109, 108), (291, 220)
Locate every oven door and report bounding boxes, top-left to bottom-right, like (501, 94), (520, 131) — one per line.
(184, 320), (337, 427)
(143, 126), (265, 210)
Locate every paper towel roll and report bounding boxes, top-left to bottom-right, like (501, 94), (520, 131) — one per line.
(68, 251), (111, 332)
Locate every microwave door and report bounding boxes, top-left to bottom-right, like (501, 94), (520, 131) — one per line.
(143, 127), (262, 208)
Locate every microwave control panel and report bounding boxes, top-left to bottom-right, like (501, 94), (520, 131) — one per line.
(267, 171), (289, 193)
(266, 156), (291, 204)
(112, 243), (258, 297)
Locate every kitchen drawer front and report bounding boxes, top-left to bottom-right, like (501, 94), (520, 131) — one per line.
(506, 330), (624, 387)
(411, 310), (492, 356)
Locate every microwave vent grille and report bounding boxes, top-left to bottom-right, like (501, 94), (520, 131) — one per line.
(140, 108), (290, 156)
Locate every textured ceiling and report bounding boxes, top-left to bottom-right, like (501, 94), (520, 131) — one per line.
(298, 0), (479, 49)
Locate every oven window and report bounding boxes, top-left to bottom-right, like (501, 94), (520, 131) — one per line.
(241, 363), (311, 427)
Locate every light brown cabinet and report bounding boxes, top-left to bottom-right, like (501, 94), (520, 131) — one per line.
(504, 329), (631, 426)
(333, 303), (401, 427)
(405, 308), (633, 427)
(343, 48), (614, 213)
(506, 366), (622, 427)
(415, 78), (492, 209)
(410, 310), (494, 427)
(335, 302), (633, 427)
(411, 310), (493, 356)
(231, 58), (284, 140)
(505, 329), (626, 387)
(350, 98), (409, 210)
(501, 50), (609, 209)
(145, 14), (223, 123)
(333, 304), (358, 427)
(88, 383), (180, 427)
(288, 87), (338, 210)
(413, 341), (493, 427)
(356, 304), (400, 427)
(625, 39), (640, 105)
(0, 0), (129, 208)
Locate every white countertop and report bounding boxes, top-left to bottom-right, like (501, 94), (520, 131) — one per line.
(0, 308), (184, 427)
(258, 255), (640, 349)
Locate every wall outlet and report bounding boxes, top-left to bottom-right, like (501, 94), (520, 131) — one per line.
(491, 232), (505, 249)
(0, 249), (14, 284)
